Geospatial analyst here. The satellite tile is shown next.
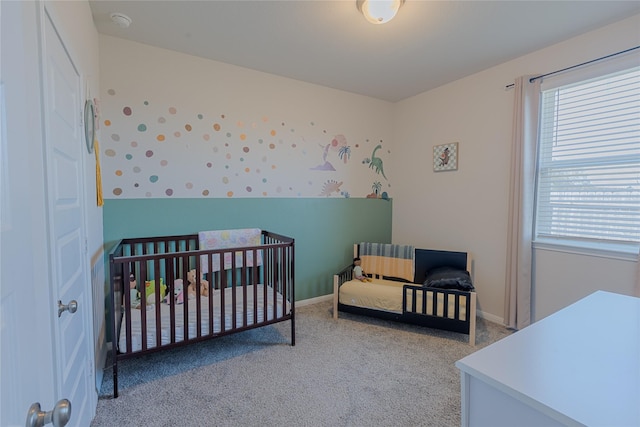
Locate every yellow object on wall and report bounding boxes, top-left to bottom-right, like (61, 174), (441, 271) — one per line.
(95, 139), (103, 206)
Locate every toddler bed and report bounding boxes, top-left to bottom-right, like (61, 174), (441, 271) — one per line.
(333, 243), (476, 345)
(108, 228), (295, 398)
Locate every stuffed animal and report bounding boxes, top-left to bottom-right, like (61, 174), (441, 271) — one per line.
(165, 279), (185, 304)
(143, 278), (166, 305)
(129, 274), (140, 303)
(187, 269), (209, 297)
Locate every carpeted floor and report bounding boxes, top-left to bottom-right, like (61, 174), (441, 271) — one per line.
(92, 300), (511, 427)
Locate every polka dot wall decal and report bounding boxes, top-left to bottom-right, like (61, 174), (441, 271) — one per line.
(221, 114), (225, 119)
(269, 143), (276, 149)
(113, 188), (122, 195)
(281, 122), (285, 126)
(226, 153), (231, 160)
(137, 124), (147, 132)
(123, 107), (132, 116)
(226, 132), (231, 138)
(144, 101), (149, 106)
(227, 191), (233, 197)
(105, 149), (116, 157)
(202, 190), (210, 196)
(262, 116), (268, 122)
(111, 134), (120, 141)
(104, 120), (111, 126)
(207, 162), (212, 168)
(213, 147), (219, 153)
(107, 89), (116, 96)
(150, 175), (158, 183)
(185, 124), (192, 132)
(243, 146), (250, 153)
(160, 160), (168, 166)
(134, 183), (139, 187)
(186, 182), (193, 189)
(126, 154), (133, 160)
(158, 117), (166, 123)
(169, 107), (177, 114)
(237, 121), (244, 127)
(240, 157), (245, 162)
(115, 170), (122, 176)
(244, 167), (250, 173)
(262, 178), (267, 183)
(276, 186), (282, 193)
(222, 177), (229, 184)
(145, 192), (151, 197)
(213, 123), (221, 131)
(258, 139), (264, 144)
(246, 186), (252, 192)
(157, 134), (165, 142)
(240, 134), (246, 140)
(270, 130), (276, 136)
(203, 134), (210, 141)
(292, 143), (297, 148)
(133, 166), (141, 173)
(198, 114), (203, 120)
(131, 141), (138, 147)
(174, 132), (181, 137)
(146, 150), (153, 157)
(165, 189), (173, 196)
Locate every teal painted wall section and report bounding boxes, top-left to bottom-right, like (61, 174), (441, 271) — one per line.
(103, 198), (392, 301)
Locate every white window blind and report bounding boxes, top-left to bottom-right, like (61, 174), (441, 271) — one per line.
(534, 67), (640, 248)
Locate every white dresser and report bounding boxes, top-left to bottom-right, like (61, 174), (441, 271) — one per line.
(456, 291), (640, 427)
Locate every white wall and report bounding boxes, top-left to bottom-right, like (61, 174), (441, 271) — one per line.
(392, 14), (640, 323)
(98, 36), (394, 200)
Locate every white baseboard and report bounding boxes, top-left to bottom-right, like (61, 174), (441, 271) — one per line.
(296, 294), (333, 307)
(477, 310), (504, 325)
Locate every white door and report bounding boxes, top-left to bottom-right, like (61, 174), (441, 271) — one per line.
(42, 7), (95, 427)
(0, 2), (54, 425)
(0, 2), (95, 426)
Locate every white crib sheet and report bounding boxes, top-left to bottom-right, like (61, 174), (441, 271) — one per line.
(118, 284), (289, 353)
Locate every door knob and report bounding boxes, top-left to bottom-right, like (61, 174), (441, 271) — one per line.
(57, 300), (77, 317)
(26, 399), (71, 427)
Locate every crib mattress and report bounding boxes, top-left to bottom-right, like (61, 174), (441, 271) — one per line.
(339, 279), (467, 320)
(119, 284), (288, 353)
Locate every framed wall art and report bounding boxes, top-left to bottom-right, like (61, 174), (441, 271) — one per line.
(433, 142), (458, 172)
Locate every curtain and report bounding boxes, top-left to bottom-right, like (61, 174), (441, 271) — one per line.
(504, 76), (540, 330)
(636, 250), (640, 297)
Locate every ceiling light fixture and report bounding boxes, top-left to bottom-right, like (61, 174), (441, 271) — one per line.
(356, 0), (405, 25)
(110, 12), (132, 29)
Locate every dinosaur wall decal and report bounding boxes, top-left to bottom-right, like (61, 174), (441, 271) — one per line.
(369, 144), (387, 180)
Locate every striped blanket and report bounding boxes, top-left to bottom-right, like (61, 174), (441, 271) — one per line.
(359, 242), (415, 282)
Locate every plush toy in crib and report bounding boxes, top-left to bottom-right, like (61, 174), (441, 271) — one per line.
(164, 279), (185, 304)
(129, 274), (140, 302)
(187, 269), (209, 298)
(143, 278), (167, 304)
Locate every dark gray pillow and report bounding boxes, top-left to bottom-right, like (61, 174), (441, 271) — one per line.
(423, 267), (474, 291)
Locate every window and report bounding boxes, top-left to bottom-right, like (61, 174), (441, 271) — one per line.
(534, 66), (640, 252)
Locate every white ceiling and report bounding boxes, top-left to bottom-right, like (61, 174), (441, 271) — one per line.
(89, 0), (640, 102)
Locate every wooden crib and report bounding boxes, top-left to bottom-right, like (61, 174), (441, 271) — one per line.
(108, 229), (295, 397)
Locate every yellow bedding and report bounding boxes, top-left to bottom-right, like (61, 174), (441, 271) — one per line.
(339, 279), (467, 320)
